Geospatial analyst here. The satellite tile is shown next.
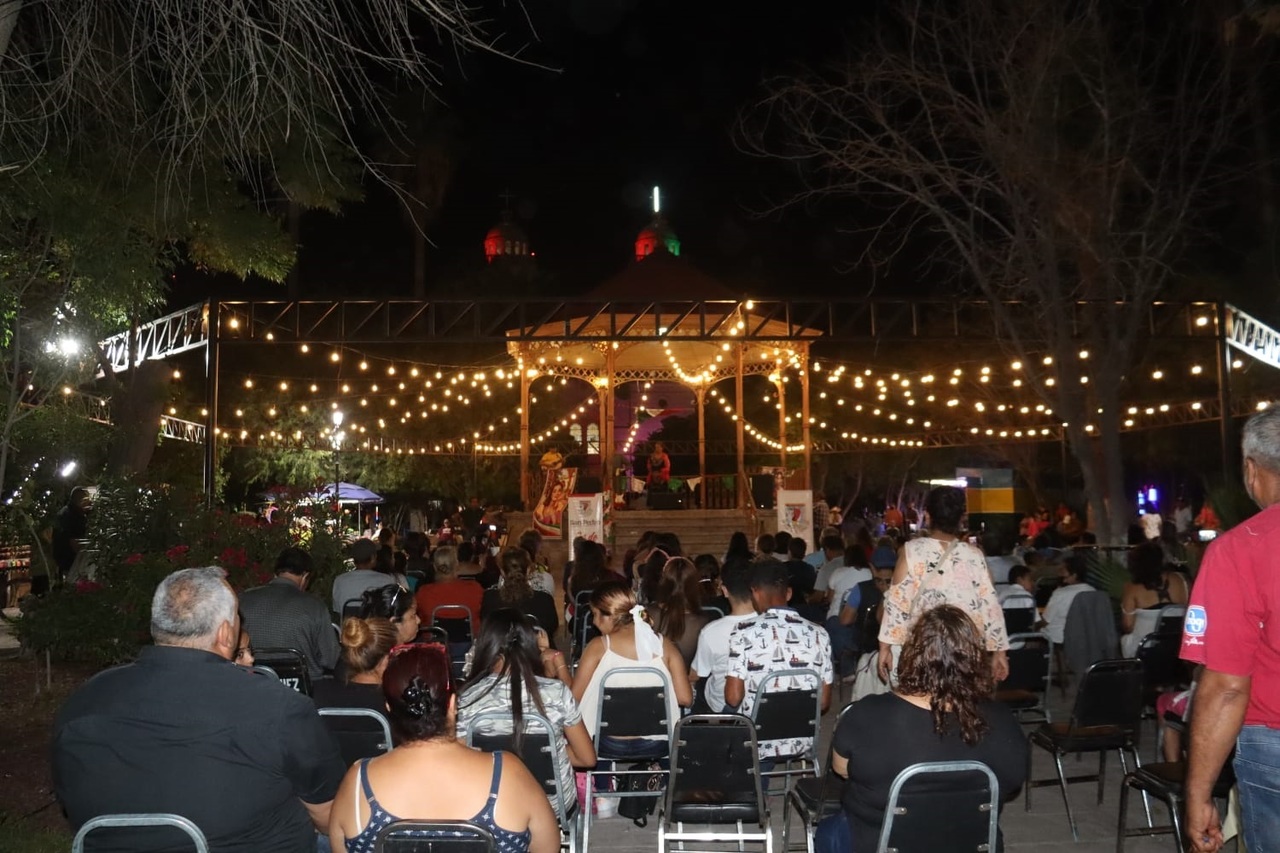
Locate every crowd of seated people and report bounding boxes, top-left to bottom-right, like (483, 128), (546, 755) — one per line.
(60, 487), (1211, 852)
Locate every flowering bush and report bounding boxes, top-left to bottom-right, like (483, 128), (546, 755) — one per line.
(13, 476), (348, 664)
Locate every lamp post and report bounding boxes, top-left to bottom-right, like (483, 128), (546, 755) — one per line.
(331, 410), (345, 531)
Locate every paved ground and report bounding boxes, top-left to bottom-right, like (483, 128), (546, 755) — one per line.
(0, 606), (20, 657)
(579, 682), (1236, 853)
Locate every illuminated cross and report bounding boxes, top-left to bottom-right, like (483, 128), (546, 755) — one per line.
(652, 185), (661, 214)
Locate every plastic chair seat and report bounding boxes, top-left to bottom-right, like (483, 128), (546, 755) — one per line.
(669, 796), (761, 824)
(1128, 761), (1233, 800)
(1031, 721), (1132, 752)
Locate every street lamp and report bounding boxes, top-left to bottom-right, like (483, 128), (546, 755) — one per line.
(331, 410), (345, 506)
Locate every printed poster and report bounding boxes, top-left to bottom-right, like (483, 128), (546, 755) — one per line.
(567, 493), (605, 545)
(533, 467), (578, 537)
(777, 489), (814, 554)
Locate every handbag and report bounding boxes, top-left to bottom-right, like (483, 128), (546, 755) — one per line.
(616, 761), (663, 826)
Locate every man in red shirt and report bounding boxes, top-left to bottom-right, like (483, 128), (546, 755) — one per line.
(1182, 406), (1280, 852)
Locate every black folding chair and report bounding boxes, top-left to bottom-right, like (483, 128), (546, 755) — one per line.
(319, 707), (393, 767)
(784, 701), (853, 853)
(1001, 607), (1036, 635)
(748, 668), (823, 796)
(1156, 604), (1187, 634)
(374, 820), (496, 853)
(1117, 755), (1233, 853)
(252, 647), (312, 696)
(583, 666), (675, 853)
(658, 714), (773, 853)
(72, 813), (209, 853)
(570, 590), (597, 665)
(995, 632), (1053, 724)
(342, 598), (364, 620)
(875, 762), (1000, 853)
(431, 605), (474, 679)
(700, 605), (726, 620)
(1025, 658), (1147, 841)
(1136, 630), (1187, 711)
(465, 711), (579, 853)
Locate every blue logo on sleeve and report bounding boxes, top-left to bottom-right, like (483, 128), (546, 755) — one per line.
(1184, 605), (1207, 637)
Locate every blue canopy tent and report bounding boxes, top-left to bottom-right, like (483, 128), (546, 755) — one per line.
(315, 482), (384, 504)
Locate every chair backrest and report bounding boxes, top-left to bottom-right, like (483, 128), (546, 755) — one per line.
(1001, 607), (1035, 635)
(1001, 632), (1051, 694)
(594, 666), (674, 743)
(342, 598), (364, 620)
(748, 668), (822, 759)
(72, 813), (209, 853)
(665, 714), (766, 825)
(374, 820), (497, 853)
(319, 707), (393, 766)
(252, 648), (312, 695)
(1156, 604), (1187, 634)
(701, 605), (726, 620)
(875, 762), (999, 853)
(571, 590), (598, 659)
(1070, 658), (1145, 732)
(1136, 630), (1185, 693)
(431, 605), (474, 644)
(465, 711), (571, 820)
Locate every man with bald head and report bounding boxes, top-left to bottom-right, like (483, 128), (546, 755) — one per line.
(53, 566), (344, 852)
(1184, 406), (1280, 852)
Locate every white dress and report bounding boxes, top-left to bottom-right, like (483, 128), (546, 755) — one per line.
(576, 633), (679, 741)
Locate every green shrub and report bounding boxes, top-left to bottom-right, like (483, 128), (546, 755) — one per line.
(0, 818), (71, 853)
(12, 478), (348, 663)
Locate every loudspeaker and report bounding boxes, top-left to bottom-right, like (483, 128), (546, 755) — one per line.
(648, 491), (687, 510)
(575, 476), (603, 494)
(750, 474), (776, 509)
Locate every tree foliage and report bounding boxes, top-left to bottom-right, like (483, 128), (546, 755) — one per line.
(741, 0), (1245, 543)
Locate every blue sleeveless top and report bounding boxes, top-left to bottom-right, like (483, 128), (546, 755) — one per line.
(345, 751), (533, 853)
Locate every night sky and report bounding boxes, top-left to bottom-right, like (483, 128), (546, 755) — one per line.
(280, 0), (877, 299)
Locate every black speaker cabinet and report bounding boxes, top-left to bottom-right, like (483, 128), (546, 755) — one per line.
(648, 491), (687, 510)
(750, 474), (776, 509)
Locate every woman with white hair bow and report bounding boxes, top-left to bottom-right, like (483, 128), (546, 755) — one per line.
(572, 580), (693, 756)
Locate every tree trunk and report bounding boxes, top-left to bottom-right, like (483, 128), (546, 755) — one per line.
(106, 361), (168, 475)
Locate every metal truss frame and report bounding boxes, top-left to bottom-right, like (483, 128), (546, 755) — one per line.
(97, 303), (208, 375)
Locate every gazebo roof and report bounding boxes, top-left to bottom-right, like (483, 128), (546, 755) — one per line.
(507, 251), (819, 382)
(587, 249), (741, 302)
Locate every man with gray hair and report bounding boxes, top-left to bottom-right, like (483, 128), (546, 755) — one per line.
(1183, 405), (1280, 853)
(52, 566), (344, 852)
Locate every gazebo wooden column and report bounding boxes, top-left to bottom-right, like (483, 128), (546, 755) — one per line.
(736, 343), (747, 509)
(604, 347), (617, 494)
(801, 343), (812, 490)
(519, 351), (531, 509)
(776, 375), (787, 472)
(695, 384), (707, 508)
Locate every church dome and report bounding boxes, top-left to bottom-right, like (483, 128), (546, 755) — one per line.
(635, 215), (680, 262)
(484, 218), (531, 263)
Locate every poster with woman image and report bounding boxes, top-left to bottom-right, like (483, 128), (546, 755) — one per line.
(777, 489), (814, 553)
(533, 468), (578, 537)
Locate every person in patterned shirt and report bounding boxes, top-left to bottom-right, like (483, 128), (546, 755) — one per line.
(724, 560), (833, 759)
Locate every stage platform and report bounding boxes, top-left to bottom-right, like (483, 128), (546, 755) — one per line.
(507, 508), (776, 570)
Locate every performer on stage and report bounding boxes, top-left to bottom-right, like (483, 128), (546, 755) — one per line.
(646, 441), (671, 492)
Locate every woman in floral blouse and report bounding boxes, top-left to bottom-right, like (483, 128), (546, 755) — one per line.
(877, 486), (1009, 684)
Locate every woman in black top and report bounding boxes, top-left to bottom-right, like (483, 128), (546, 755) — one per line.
(480, 547), (559, 637)
(819, 604), (1027, 853)
(312, 616), (399, 712)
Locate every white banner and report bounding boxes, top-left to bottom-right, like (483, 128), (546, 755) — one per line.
(566, 493), (606, 544)
(1226, 303), (1280, 370)
(777, 490), (815, 554)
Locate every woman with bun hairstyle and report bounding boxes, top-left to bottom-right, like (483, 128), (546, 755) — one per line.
(457, 609), (596, 805)
(358, 584), (421, 644)
(329, 644), (558, 853)
(312, 617), (400, 713)
(481, 547), (559, 637)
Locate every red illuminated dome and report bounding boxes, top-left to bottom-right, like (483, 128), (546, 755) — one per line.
(635, 215), (680, 262)
(484, 218), (530, 263)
